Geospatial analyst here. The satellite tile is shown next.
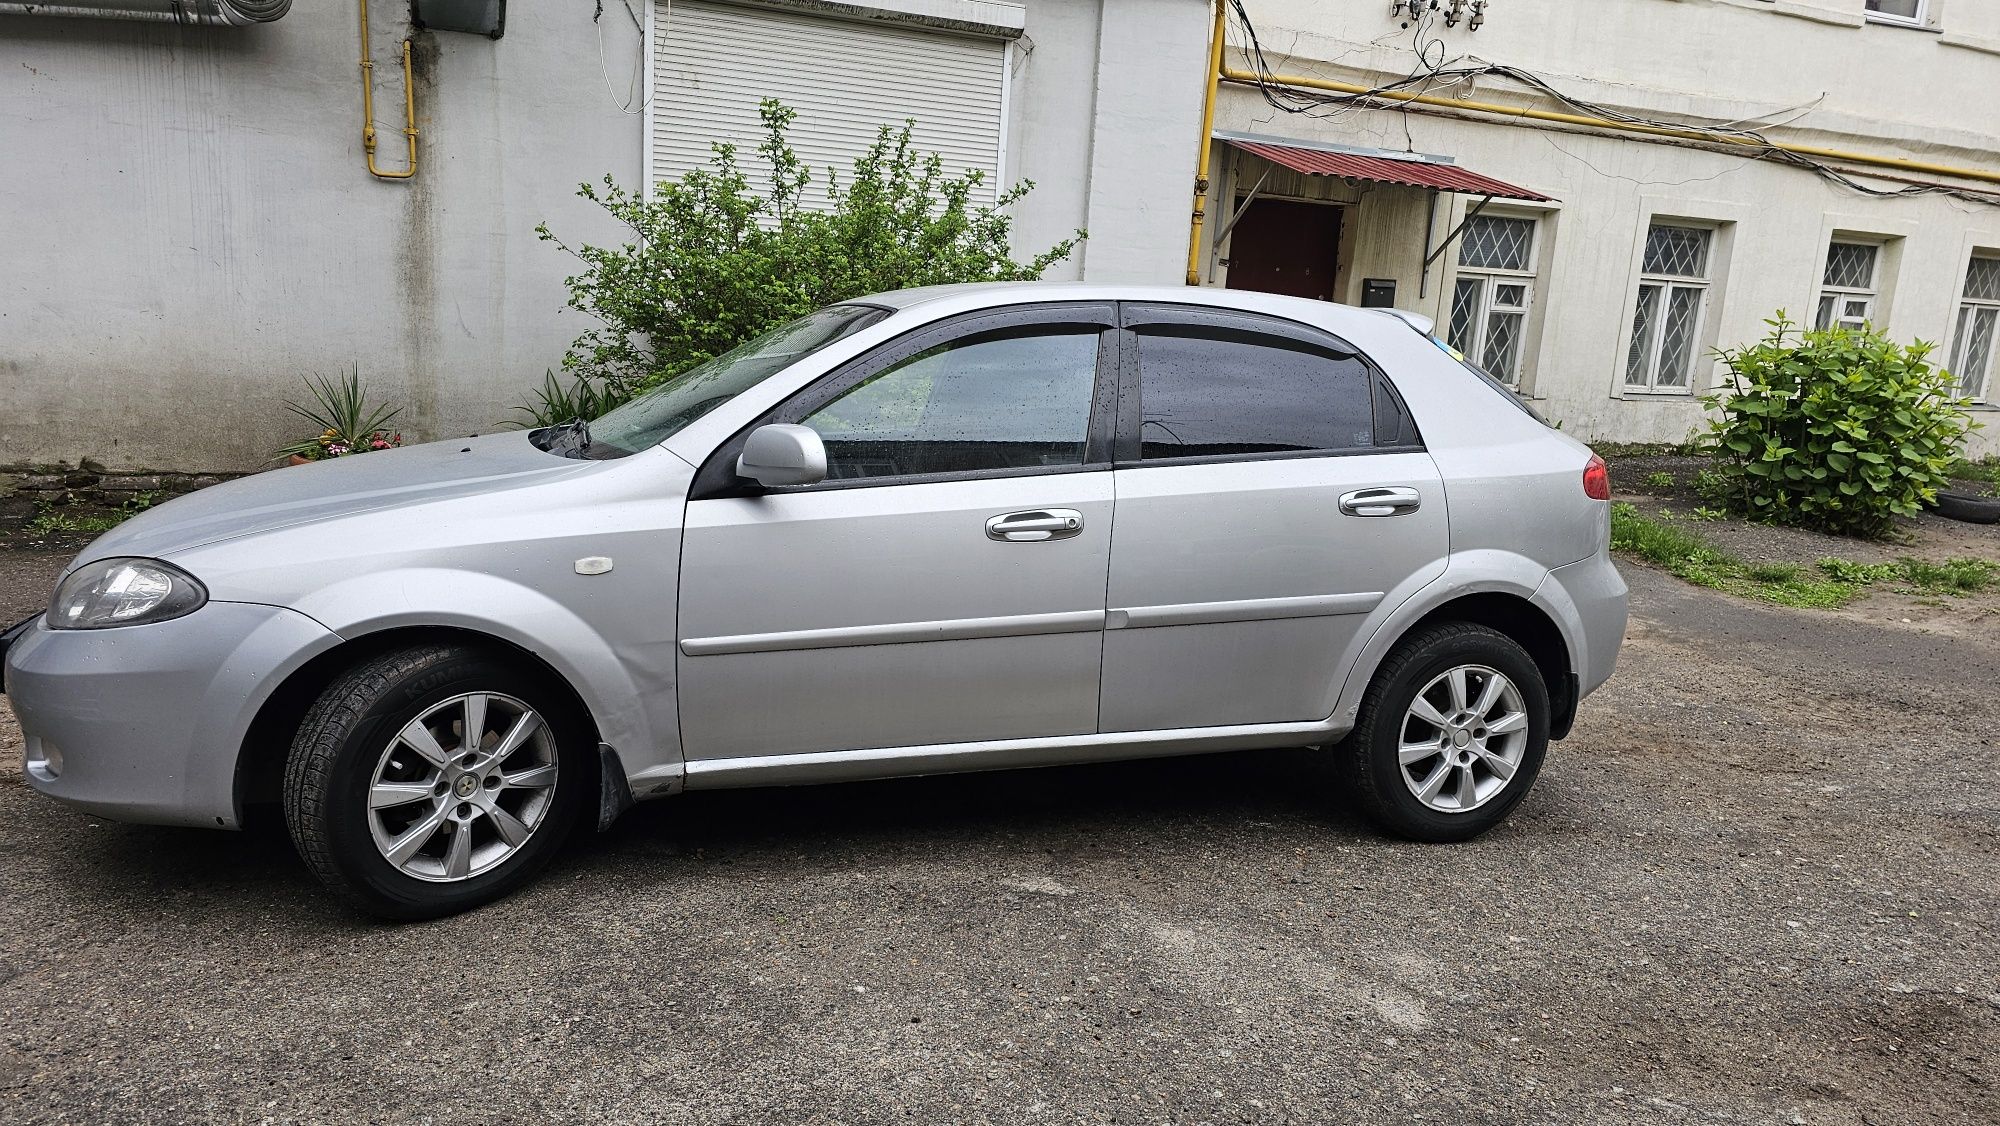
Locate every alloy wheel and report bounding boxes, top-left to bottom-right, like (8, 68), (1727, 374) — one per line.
(1396, 664), (1529, 814)
(364, 692), (559, 882)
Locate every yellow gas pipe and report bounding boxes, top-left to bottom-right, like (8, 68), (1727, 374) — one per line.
(359, 0), (418, 180)
(1216, 65), (2000, 188)
(1185, 0), (1227, 286)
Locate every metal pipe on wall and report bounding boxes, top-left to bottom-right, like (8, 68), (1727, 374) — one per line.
(0, 0), (290, 23)
(358, 0), (418, 180)
(1184, 0), (1226, 287)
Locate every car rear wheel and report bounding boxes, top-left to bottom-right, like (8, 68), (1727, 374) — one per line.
(282, 644), (590, 920)
(1338, 622), (1550, 842)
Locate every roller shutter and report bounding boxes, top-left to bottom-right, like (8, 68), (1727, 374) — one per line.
(651, 1), (1008, 205)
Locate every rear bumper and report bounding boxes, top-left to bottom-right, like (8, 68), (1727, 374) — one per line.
(1542, 552), (1628, 700)
(4, 602), (337, 828)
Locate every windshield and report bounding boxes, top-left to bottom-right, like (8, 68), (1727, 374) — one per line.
(579, 304), (890, 458)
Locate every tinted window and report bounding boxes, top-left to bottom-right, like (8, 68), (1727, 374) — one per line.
(802, 329), (1101, 480)
(1136, 328), (1374, 460)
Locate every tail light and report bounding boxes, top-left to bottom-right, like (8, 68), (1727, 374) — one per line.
(1582, 453), (1611, 501)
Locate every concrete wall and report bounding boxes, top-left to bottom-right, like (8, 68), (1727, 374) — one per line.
(0, 0), (1211, 470)
(0, 4), (645, 470)
(1217, 0), (2000, 454)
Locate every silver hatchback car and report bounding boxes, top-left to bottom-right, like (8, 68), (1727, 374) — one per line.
(3, 284), (1626, 918)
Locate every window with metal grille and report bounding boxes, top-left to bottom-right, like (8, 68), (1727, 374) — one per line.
(1447, 214), (1538, 385)
(1626, 223), (1714, 392)
(1950, 255), (2000, 403)
(1815, 242), (1880, 331)
(1865, 0), (1927, 26)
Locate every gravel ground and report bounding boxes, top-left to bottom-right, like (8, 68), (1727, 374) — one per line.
(2, 548), (1996, 1125)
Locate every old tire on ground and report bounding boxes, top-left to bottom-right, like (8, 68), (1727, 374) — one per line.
(1337, 622), (1550, 842)
(1935, 490), (2000, 525)
(282, 644), (590, 920)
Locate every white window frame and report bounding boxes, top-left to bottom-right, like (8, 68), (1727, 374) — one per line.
(1863, 0), (1929, 28)
(1447, 213), (1540, 387)
(1950, 254), (2000, 403)
(1816, 240), (1881, 331)
(1625, 222), (1716, 394)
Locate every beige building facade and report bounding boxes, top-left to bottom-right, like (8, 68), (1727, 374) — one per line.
(1200, 0), (2000, 454)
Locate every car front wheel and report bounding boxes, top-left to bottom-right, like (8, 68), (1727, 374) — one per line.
(1338, 622), (1550, 842)
(282, 644), (590, 920)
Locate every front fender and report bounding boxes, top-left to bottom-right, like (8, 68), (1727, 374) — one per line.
(285, 568), (677, 782)
(1324, 550), (1580, 731)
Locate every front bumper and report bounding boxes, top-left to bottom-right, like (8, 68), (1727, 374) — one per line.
(0, 613), (34, 693)
(4, 602), (338, 828)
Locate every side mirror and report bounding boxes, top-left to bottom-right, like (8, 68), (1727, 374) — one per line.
(736, 423), (827, 488)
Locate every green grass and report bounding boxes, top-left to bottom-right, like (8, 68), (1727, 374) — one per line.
(1945, 457), (2000, 495)
(1642, 471), (1676, 488)
(1610, 503), (1997, 609)
(1895, 556), (1997, 594)
(24, 492), (161, 540)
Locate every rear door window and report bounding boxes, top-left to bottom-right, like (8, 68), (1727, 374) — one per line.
(1133, 326), (1376, 461)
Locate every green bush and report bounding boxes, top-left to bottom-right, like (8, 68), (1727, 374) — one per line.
(537, 99), (1082, 408)
(1700, 314), (1978, 538)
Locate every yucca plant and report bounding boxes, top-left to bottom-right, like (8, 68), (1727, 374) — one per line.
(510, 369), (626, 429)
(278, 368), (405, 461)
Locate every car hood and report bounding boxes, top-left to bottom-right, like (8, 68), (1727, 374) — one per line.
(78, 432), (597, 564)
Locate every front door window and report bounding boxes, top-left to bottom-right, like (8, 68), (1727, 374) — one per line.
(801, 330), (1100, 479)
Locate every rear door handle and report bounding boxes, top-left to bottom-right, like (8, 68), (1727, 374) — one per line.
(1339, 487), (1422, 517)
(986, 509), (1085, 542)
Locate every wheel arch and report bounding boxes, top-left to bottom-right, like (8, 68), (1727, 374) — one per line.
(1331, 557), (1583, 741)
(235, 625), (609, 826)
(1402, 593), (1577, 739)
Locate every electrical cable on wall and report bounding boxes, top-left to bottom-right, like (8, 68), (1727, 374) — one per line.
(1223, 0), (2000, 207)
(596, 0), (657, 115)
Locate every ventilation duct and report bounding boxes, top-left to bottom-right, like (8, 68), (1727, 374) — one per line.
(0, 1), (291, 24)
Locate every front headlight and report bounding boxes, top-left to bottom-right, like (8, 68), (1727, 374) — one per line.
(46, 557), (208, 630)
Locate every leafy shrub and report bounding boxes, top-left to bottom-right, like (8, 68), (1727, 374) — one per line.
(1700, 314), (1978, 538)
(537, 99), (1082, 408)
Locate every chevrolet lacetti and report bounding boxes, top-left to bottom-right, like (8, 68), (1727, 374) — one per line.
(1, 284), (1627, 919)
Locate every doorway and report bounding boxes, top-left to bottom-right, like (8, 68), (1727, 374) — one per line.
(1224, 198), (1343, 301)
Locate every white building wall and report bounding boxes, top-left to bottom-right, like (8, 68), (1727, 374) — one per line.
(1219, 0), (2000, 454)
(0, 4), (645, 470)
(0, 0), (1211, 470)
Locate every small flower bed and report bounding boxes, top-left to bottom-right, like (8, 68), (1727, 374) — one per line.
(297, 427), (403, 461)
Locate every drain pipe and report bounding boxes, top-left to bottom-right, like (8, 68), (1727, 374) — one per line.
(0, 1), (290, 23)
(358, 0), (418, 180)
(1184, 0), (1226, 286)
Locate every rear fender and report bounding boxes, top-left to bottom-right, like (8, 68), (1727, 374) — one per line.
(1325, 550), (1580, 730)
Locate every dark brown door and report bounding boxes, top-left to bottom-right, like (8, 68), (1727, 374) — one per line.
(1224, 199), (1343, 300)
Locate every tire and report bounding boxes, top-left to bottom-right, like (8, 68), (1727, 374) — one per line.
(1935, 490), (2000, 525)
(282, 644), (591, 920)
(1336, 622), (1550, 843)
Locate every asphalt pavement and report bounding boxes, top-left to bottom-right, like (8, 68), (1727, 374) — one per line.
(1, 551), (1995, 1124)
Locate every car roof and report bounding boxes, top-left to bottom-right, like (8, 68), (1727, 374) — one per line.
(854, 281), (1420, 339)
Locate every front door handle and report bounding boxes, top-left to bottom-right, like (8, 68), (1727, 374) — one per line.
(1339, 487), (1422, 517)
(986, 509), (1085, 542)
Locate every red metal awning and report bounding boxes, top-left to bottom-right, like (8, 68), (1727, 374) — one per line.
(1226, 139), (1555, 202)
